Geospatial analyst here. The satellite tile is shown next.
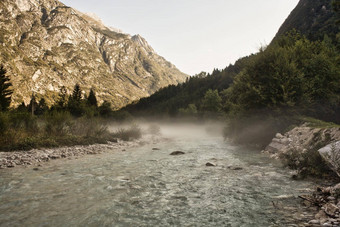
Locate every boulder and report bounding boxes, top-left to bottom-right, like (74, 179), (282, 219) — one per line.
(170, 151), (185, 156)
(318, 141), (340, 177)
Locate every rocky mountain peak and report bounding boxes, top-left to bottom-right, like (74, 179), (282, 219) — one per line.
(131, 34), (155, 54)
(0, 0), (188, 108)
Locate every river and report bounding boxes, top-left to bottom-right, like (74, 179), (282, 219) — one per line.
(0, 123), (316, 226)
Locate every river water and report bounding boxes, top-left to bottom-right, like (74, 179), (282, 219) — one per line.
(0, 123), (316, 226)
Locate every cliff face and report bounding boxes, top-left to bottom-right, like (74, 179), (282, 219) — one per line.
(0, 0), (188, 108)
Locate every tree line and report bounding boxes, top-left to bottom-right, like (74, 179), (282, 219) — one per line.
(0, 66), (124, 118)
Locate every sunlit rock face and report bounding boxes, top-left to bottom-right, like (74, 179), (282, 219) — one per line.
(0, 0), (188, 108)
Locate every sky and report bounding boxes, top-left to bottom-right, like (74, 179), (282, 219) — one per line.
(61, 0), (299, 76)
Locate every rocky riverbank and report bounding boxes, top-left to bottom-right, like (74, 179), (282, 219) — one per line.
(301, 183), (340, 226)
(263, 124), (340, 226)
(0, 135), (162, 169)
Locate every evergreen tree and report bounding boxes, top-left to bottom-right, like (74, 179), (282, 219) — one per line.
(55, 86), (68, 109)
(0, 65), (13, 111)
(87, 88), (98, 107)
(68, 84), (85, 117)
(72, 83), (82, 102)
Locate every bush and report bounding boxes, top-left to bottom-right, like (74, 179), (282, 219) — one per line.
(9, 112), (38, 132)
(114, 124), (142, 141)
(280, 148), (334, 178)
(69, 117), (108, 138)
(44, 110), (71, 136)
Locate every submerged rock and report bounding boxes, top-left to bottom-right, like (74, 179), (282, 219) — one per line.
(170, 151), (185, 156)
(205, 162), (216, 167)
(228, 166), (243, 170)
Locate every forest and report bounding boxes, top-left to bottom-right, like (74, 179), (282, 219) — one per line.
(123, 29), (340, 146)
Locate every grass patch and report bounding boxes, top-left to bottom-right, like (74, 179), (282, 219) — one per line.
(0, 111), (142, 152)
(297, 116), (340, 128)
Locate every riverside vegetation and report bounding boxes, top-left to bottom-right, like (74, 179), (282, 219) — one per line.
(0, 66), (140, 151)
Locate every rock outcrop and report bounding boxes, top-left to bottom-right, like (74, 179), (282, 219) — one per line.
(0, 0), (188, 108)
(263, 124), (340, 177)
(263, 124), (340, 158)
(319, 141), (340, 177)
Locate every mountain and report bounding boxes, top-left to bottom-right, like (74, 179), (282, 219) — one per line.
(123, 0), (340, 119)
(274, 0), (339, 41)
(0, 0), (188, 108)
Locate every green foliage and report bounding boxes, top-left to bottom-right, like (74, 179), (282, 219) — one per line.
(202, 89), (222, 113)
(123, 57), (246, 117)
(178, 104), (198, 117)
(224, 32), (340, 122)
(0, 65), (13, 111)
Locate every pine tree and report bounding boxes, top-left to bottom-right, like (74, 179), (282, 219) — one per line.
(87, 88), (98, 107)
(68, 84), (84, 117)
(0, 65), (13, 111)
(72, 83), (82, 102)
(56, 86), (68, 109)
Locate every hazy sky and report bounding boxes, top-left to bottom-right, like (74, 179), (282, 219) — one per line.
(61, 0), (299, 75)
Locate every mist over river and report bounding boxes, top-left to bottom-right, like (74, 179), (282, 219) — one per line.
(0, 123), (316, 226)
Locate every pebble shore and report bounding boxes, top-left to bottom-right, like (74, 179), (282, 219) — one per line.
(0, 135), (161, 169)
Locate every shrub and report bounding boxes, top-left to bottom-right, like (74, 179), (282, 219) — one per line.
(280, 148), (334, 178)
(114, 124), (142, 141)
(44, 110), (71, 136)
(68, 117), (108, 138)
(9, 112), (38, 132)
